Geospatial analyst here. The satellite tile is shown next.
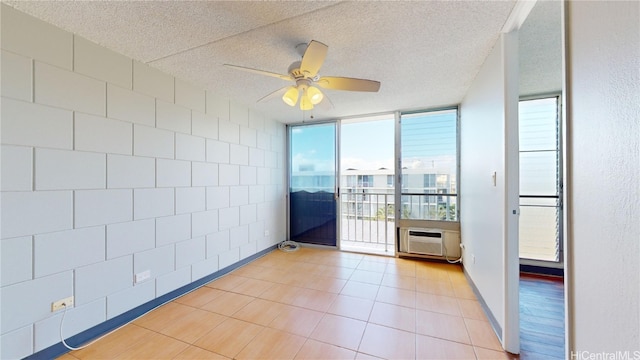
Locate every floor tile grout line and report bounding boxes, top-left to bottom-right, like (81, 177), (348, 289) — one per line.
(71, 248), (514, 360)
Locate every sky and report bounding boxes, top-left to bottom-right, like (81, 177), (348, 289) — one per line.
(290, 111), (459, 174)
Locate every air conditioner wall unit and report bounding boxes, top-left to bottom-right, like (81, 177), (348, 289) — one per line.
(399, 228), (461, 259)
(407, 229), (443, 256)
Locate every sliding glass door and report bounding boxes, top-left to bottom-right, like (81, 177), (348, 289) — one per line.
(288, 123), (338, 246)
(340, 116), (395, 255)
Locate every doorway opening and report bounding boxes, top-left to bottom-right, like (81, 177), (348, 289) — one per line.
(339, 116), (396, 255)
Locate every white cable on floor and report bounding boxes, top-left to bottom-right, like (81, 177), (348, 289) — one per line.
(278, 240), (300, 252)
(442, 242), (462, 264)
(59, 303), (122, 351)
(59, 269), (230, 351)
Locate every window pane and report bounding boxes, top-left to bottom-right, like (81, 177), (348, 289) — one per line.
(518, 97), (561, 262)
(519, 198), (560, 262)
(401, 109), (457, 221)
(519, 97), (558, 151)
(520, 151), (558, 195)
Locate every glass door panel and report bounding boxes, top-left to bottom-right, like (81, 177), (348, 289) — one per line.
(340, 116), (395, 255)
(289, 123), (337, 246)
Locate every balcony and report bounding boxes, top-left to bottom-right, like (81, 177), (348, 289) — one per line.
(339, 191), (458, 255)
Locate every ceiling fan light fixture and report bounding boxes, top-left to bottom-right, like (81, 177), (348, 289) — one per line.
(307, 86), (323, 105)
(282, 86), (299, 106)
(300, 92), (313, 110)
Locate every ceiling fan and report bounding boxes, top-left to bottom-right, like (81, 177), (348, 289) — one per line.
(224, 40), (381, 111)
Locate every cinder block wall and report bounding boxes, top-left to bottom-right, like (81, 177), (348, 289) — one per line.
(0, 4), (286, 358)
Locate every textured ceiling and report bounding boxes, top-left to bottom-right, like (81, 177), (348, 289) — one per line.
(5, 1), (562, 123)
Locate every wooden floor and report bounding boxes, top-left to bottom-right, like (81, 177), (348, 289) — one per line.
(519, 274), (565, 359)
(56, 248), (562, 359)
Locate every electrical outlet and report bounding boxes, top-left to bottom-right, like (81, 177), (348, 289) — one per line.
(51, 296), (74, 312)
(472, 254), (476, 264)
(135, 270), (151, 284)
(264, 230), (270, 237)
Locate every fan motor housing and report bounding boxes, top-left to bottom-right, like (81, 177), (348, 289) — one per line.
(288, 61), (306, 79)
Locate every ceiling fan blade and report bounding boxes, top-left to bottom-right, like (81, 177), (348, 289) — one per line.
(300, 40), (328, 78)
(317, 76), (381, 92)
(223, 64), (292, 81)
(257, 86), (289, 103)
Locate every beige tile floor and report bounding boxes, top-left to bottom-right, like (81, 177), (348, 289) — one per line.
(59, 248), (517, 360)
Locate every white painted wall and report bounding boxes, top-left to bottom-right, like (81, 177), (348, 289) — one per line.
(459, 32), (520, 353)
(565, 1), (640, 354)
(0, 4), (287, 358)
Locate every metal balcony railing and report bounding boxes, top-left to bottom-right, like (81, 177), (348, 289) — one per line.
(340, 192), (395, 253)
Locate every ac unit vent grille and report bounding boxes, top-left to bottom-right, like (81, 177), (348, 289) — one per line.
(407, 230), (443, 256)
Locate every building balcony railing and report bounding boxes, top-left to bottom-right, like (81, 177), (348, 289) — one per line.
(340, 192), (395, 254)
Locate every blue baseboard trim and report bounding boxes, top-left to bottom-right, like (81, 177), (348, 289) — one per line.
(462, 267), (503, 342)
(520, 264), (564, 277)
(25, 245), (278, 360)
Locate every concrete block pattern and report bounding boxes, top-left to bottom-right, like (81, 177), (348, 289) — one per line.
(240, 126), (257, 147)
(218, 207), (239, 230)
(34, 298), (105, 352)
(35, 148), (105, 190)
(1, 5), (72, 69)
(156, 214), (191, 247)
(156, 267), (191, 297)
(229, 144), (249, 165)
(176, 133), (205, 161)
(34, 226), (105, 278)
(133, 244), (174, 279)
(192, 257), (219, 281)
(175, 78), (205, 113)
(176, 237), (205, 269)
(0, 271), (72, 332)
(74, 113), (132, 155)
(192, 162), (218, 187)
(1, 325), (33, 360)
(206, 139), (230, 164)
(218, 120), (239, 144)
(35, 62), (105, 116)
(75, 255), (132, 305)
(192, 111), (218, 140)
(107, 154), (155, 189)
(107, 84), (155, 126)
(1, 50), (32, 101)
(229, 101), (249, 127)
(133, 61), (173, 102)
(107, 281), (154, 319)
(74, 36), (132, 89)
(205, 91), (229, 121)
(1, 98), (73, 149)
(240, 166), (257, 185)
(134, 188), (174, 220)
(133, 125), (174, 159)
(176, 187), (206, 214)
(1, 191), (73, 239)
(219, 164), (239, 186)
(156, 100), (191, 134)
(206, 230), (230, 258)
(192, 210), (218, 237)
(156, 159), (191, 187)
(74, 189), (132, 228)
(1, 145), (32, 191)
(107, 219), (155, 259)
(1, 236), (32, 286)
(206, 186), (229, 210)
